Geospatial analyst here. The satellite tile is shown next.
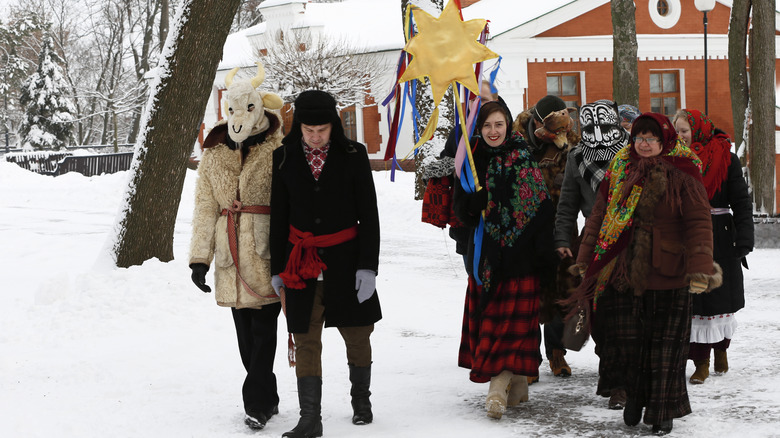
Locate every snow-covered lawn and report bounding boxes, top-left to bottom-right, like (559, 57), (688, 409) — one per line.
(1, 161), (778, 437)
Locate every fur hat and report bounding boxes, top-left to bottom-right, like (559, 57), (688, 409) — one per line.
(533, 95), (567, 122)
(618, 104), (641, 125)
(294, 90), (340, 126)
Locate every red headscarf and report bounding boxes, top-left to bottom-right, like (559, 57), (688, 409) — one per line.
(680, 109), (732, 199)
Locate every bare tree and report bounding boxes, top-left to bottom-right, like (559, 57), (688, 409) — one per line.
(259, 30), (387, 109)
(111, 0), (242, 267)
(728, 0), (750, 161)
(748, 1), (775, 215)
(611, 0), (639, 107)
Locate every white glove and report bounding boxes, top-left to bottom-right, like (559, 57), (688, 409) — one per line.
(355, 269), (377, 303)
(271, 275), (285, 296)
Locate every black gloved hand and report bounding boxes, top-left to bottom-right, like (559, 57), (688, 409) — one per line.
(468, 189), (489, 214)
(190, 263), (211, 293)
(734, 246), (751, 259)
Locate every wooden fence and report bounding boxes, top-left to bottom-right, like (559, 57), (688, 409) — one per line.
(54, 152), (134, 177)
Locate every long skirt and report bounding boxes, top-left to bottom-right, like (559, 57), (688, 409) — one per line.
(458, 275), (542, 383)
(591, 286), (628, 398)
(620, 287), (693, 424)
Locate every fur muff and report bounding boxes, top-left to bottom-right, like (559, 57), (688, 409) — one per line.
(190, 112), (283, 309)
(687, 262), (723, 293)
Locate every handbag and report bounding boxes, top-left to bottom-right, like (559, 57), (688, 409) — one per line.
(562, 302), (590, 351)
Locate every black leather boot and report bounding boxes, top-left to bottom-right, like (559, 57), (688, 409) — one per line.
(623, 399), (642, 426)
(282, 376), (323, 438)
(349, 364), (373, 425)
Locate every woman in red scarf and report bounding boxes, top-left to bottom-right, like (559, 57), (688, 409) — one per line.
(574, 113), (721, 435)
(673, 109), (754, 384)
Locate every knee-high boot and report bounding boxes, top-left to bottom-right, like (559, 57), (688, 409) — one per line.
(349, 364), (373, 425)
(282, 376), (323, 438)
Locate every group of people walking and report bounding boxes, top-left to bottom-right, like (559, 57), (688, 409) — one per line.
(444, 91), (753, 435)
(189, 66), (380, 438)
(186, 63), (754, 437)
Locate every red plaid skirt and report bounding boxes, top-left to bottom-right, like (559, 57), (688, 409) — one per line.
(458, 275), (542, 383)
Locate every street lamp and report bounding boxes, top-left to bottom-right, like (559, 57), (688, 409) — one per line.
(695, 0), (716, 115)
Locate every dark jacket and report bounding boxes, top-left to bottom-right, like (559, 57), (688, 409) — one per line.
(452, 136), (556, 285)
(692, 152), (753, 316)
(270, 139), (381, 333)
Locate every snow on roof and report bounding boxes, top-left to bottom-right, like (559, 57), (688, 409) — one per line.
(461, 0), (576, 36)
(218, 23), (266, 70)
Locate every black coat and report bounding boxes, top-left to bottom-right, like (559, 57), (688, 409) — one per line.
(270, 139), (381, 333)
(692, 152), (754, 316)
(452, 137), (557, 284)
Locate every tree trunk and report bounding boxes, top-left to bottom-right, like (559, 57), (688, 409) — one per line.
(749, 0), (775, 215)
(728, 0), (751, 159)
(112, 0), (241, 267)
(611, 0), (639, 107)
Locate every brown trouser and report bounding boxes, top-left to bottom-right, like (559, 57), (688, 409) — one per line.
(294, 281), (374, 377)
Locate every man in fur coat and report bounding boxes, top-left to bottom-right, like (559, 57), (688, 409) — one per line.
(189, 63), (285, 430)
(270, 90), (381, 438)
(512, 94), (580, 381)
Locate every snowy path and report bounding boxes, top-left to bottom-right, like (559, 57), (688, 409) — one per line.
(1, 163), (779, 437)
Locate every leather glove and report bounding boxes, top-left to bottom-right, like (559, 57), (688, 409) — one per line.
(355, 269), (377, 303)
(271, 275), (285, 296)
(689, 278), (708, 294)
(468, 189), (489, 214)
(190, 263), (211, 293)
(734, 246), (751, 259)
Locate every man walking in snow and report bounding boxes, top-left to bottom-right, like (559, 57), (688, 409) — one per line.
(270, 89), (382, 438)
(188, 64), (285, 430)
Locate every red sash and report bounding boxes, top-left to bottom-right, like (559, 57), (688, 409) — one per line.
(279, 224), (359, 289)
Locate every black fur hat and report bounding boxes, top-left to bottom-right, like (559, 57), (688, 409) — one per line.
(533, 95), (567, 122)
(294, 90), (340, 126)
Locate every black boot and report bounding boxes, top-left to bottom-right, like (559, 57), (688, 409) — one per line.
(282, 376), (323, 438)
(623, 399), (642, 427)
(349, 364), (373, 425)
(652, 419), (673, 435)
(244, 405), (278, 430)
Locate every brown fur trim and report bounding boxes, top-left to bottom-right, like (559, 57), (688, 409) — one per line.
(627, 162), (668, 295)
(687, 262), (723, 293)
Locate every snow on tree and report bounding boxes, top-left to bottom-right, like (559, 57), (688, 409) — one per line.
(109, 0), (242, 268)
(18, 35), (75, 150)
(259, 29), (388, 110)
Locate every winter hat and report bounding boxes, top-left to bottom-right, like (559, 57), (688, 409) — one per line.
(294, 90), (340, 126)
(533, 95), (567, 122)
(618, 104), (641, 125)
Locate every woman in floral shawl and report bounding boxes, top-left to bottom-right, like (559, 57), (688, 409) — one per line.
(572, 113), (722, 435)
(453, 101), (557, 420)
(673, 109), (754, 384)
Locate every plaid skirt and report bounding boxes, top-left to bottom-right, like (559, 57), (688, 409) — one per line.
(458, 275), (542, 383)
(598, 286), (692, 424)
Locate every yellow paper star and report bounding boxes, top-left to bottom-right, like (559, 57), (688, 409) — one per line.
(399, 0), (499, 106)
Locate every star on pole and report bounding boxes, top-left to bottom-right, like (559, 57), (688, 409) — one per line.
(399, 0), (499, 106)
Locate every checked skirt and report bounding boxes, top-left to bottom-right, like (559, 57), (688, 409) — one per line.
(458, 275), (542, 383)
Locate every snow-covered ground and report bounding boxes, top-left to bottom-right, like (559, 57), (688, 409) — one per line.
(1, 160), (779, 437)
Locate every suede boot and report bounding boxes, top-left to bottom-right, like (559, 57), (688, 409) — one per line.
(349, 364), (373, 425)
(689, 359), (710, 384)
(507, 374), (529, 406)
(486, 370), (513, 419)
(608, 388), (626, 410)
(714, 349), (728, 374)
(549, 349), (571, 377)
(282, 376), (323, 438)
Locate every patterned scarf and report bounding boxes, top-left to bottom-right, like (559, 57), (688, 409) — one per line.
(682, 109), (732, 199)
(480, 133), (549, 292)
(585, 118), (702, 308)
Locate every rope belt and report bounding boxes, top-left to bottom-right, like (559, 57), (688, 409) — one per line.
(710, 208), (731, 215)
(279, 224), (359, 290)
(221, 200), (275, 299)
